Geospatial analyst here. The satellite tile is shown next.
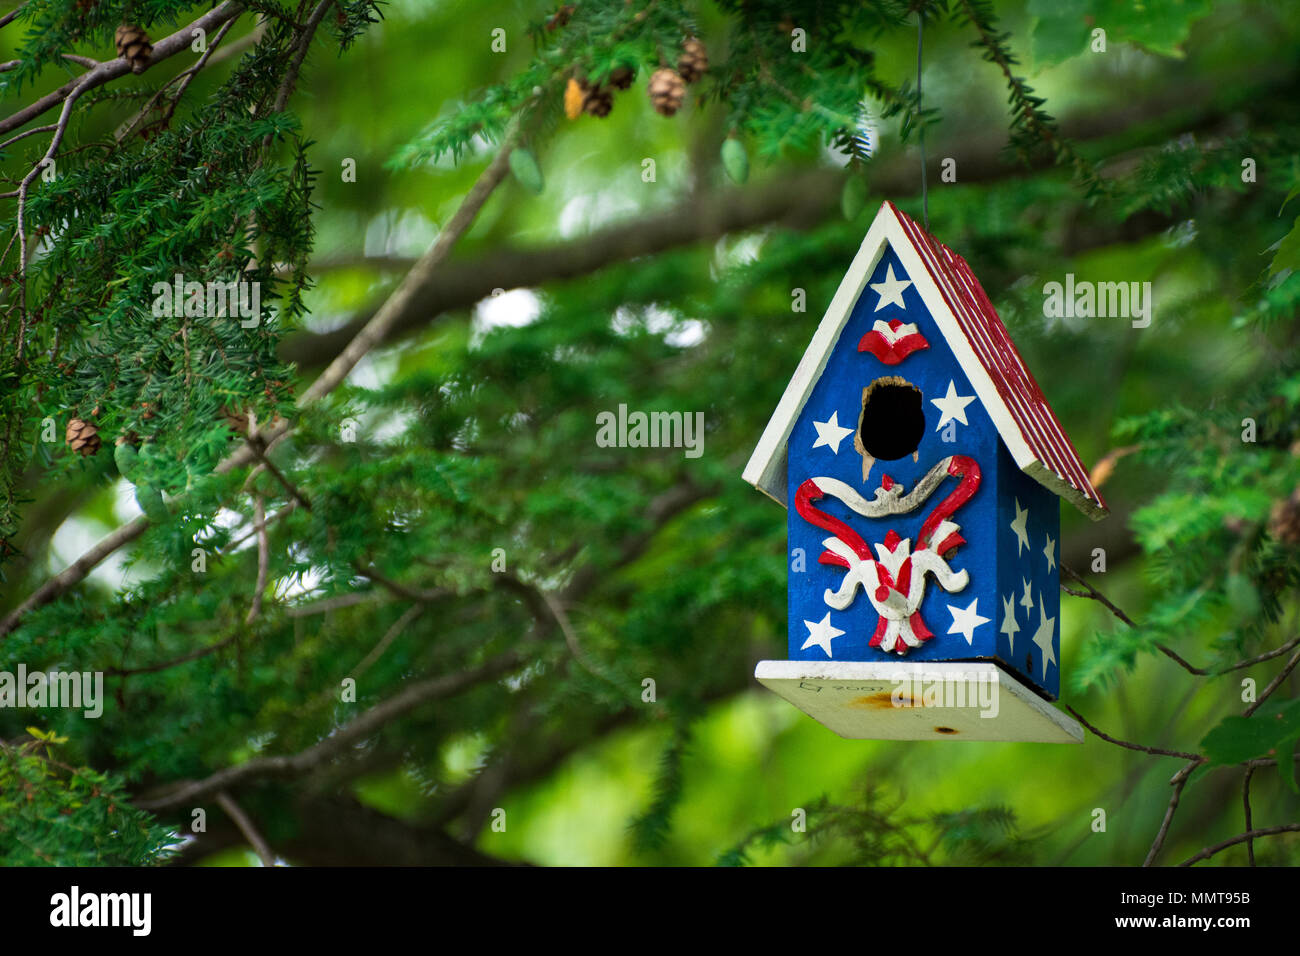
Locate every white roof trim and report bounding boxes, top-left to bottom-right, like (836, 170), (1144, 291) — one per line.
(742, 201), (1099, 518)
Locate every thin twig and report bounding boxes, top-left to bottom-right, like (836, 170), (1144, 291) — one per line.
(271, 0), (334, 115)
(356, 564), (449, 604)
(116, 17), (238, 143)
(1217, 634), (1300, 675)
(245, 495), (269, 624)
(536, 586), (619, 689)
(1061, 564), (1208, 675)
(246, 433), (311, 512)
(1243, 765), (1256, 866)
(134, 649), (525, 810)
(0, 122), (56, 152)
(214, 790), (277, 866)
(1244, 645), (1300, 717)
(106, 631), (239, 677)
(350, 604), (423, 678)
(11, 69), (96, 355)
(285, 590), (383, 618)
(299, 113), (529, 405)
(1065, 706), (1201, 760)
(1143, 773), (1190, 867)
(224, 500), (295, 552)
(1178, 824), (1300, 867)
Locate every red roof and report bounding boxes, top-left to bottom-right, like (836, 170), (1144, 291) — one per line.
(888, 201), (1107, 517)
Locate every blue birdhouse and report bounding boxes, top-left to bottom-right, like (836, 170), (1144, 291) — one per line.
(744, 201), (1108, 743)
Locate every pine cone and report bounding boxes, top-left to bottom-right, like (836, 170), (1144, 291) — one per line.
(677, 37), (708, 83)
(66, 418), (101, 457)
(648, 68), (686, 117)
(583, 86), (614, 117)
(115, 24), (152, 74)
(1269, 488), (1300, 546)
(608, 64), (635, 91)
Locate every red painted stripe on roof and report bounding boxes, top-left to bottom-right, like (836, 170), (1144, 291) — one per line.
(886, 202), (1106, 514)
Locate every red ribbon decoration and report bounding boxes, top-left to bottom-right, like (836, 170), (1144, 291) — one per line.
(794, 454), (981, 568)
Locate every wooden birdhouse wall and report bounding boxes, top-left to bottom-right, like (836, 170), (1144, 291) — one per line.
(786, 242), (1062, 699)
(994, 441), (1061, 698)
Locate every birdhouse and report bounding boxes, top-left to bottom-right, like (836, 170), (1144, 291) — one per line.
(744, 201), (1107, 743)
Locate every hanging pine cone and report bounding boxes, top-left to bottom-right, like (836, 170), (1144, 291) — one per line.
(66, 418), (101, 457)
(583, 86), (614, 117)
(648, 68), (686, 116)
(677, 37), (708, 83)
(1268, 488), (1300, 546)
(115, 24), (153, 74)
(608, 63), (636, 90)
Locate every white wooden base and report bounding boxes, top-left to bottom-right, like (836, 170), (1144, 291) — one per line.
(754, 660), (1084, 743)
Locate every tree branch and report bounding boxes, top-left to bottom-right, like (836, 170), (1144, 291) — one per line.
(1062, 563), (1214, 676)
(1178, 823), (1300, 867)
(279, 73), (1290, 368)
(1242, 765), (1257, 866)
(0, 2), (247, 137)
(171, 793), (525, 866)
(271, 0), (334, 114)
(1143, 773), (1191, 867)
(1065, 706), (1201, 761)
(244, 495), (269, 624)
(134, 649), (525, 810)
(214, 790), (277, 866)
(1243, 645), (1300, 717)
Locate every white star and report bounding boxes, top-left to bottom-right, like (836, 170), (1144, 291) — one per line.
(1000, 593), (1020, 655)
(811, 411), (854, 454)
(1009, 499), (1030, 556)
(1031, 594), (1057, 679)
(947, 598), (990, 646)
(1043, 533), (1056, 573)
(930, 380), (976, 431)
(869, 264), (912, 311)
(801, 612), (844, 658)
(1020, 578), (1033, 612)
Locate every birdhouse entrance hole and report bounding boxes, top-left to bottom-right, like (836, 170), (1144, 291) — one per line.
(856, 376), (925, 462)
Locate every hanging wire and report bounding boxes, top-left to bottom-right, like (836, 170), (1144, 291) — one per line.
(917, 11), (929, 231)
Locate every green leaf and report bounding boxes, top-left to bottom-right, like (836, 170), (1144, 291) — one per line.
(841, 176), (867, 221)
(508, 148), (544, 195)
(1270, 217), (1300, 276)
(1200, 698), (1300, 793)
(1029, 0), (1213, 68)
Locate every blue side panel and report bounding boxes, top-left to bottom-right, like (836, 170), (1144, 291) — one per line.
(994, 445), (1061, 698)
(786, 244), (1003, 668)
